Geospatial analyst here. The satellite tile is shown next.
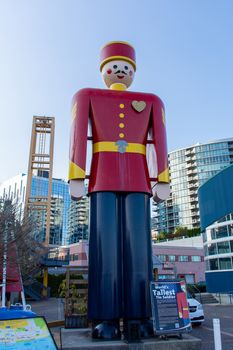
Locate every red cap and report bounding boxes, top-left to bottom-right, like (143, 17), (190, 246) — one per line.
(100, 41), (136, 71)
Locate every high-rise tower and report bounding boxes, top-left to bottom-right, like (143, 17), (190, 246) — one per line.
(153, 138), (233, 233)
(24, 116), (55, 246)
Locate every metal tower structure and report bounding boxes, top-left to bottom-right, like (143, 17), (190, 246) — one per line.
(24, 116), (55, 246)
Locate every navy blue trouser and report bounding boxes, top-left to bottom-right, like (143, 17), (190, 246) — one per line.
(88, 192), (153, 320)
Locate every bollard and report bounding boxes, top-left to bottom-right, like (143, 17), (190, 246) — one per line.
(213, 318), (222, 350)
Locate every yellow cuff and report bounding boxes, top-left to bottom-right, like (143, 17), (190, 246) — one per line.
(69, 161), (85, 180)
(158, 168), (169, 182)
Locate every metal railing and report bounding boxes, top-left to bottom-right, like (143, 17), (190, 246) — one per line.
(187, 284), (202, 304)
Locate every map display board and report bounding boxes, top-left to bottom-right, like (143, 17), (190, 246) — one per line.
(150, 280), (191, 335)
(0, 316), (58, 349)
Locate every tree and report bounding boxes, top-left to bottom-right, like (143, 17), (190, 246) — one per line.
(0, 200), (47, 289)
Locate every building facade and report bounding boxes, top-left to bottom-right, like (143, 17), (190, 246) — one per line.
(153, 138), (233, 233)
(198, 164), (233, 293)
(65, 237), (205, 284)
(0, 173), (91, 245)
(153, 236), (205, 284)
(68, 195), (89, 244)
(0, 173), (70, 245)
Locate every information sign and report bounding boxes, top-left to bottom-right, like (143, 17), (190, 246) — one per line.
(0, 316), (58, 349)
(150, 280), (191, 335)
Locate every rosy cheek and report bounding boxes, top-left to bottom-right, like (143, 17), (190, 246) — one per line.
(107, 69), (112, 74)
(129, 70), (133, 77)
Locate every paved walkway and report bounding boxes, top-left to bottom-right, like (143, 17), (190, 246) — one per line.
(29, 298), (65, 322)
(29, 298), (64, 349)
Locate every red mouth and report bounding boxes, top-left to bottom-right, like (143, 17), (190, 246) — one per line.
(117, 75), (124, 79)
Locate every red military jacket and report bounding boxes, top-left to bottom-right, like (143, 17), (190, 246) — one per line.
(69, 88), (169, 196)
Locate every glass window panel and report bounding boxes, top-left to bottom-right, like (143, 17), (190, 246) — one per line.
(219, 258), (232, 270)
(208, 243), (217, 256)
(209, 259), (219, 270)
(168, 255), (176, 262)
(158, 255), (166, 262)
(191, 256), (201, 262)
(215, 226), (228, 239)
(205, 260), (210, 270)
(230, 240), (233, 252)
(229, 225), (233, 236)
(158, 274), (174, 280)
(217, 241), (230, 254)
(204, 245), (208, 256)
(179, 255), (189, 262)
(211, 229), (216, 240)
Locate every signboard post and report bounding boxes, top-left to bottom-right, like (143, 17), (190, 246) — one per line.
(150, 280), (191, 336)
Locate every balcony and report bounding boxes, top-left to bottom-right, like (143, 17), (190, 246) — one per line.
(188, 175), (198, 182)
(188, 183), (198, 189)
(189, 190), (197, 195)
(191, 211), (199, 217)
(185, 148), (195, 155)
(185, 163), (197, 171)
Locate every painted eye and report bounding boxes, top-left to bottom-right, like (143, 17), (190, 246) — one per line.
(124, 66), (128, 70)
(113, 65), (118, 69)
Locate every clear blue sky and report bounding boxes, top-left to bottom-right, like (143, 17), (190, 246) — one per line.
(0, 0), (233, 183)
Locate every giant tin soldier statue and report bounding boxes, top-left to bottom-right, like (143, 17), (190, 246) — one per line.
(69, 41), (170, 340)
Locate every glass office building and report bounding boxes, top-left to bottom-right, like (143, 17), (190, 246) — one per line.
(0, 174), (70, 245)
(153, 138), (233, 233)
(68, 195), (89, 244)
(198, 163), (233, 293)
(203, 214), (233, 272)
(0, 174), (90, 245)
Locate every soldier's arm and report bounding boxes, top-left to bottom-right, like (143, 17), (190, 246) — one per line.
(151, 96), (170, 202)
(68, 89), (90, 200)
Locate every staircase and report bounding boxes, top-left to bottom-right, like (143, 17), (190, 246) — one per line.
(195, 292), (219, 304)
(24, 281), (50, 301)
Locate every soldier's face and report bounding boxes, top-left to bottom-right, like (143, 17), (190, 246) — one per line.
(102, 60), (135, 88)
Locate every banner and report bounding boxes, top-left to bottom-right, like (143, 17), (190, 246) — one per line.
(150, 280), (191, 335)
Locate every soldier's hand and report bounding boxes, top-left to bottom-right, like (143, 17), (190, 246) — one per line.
(153, 183), (170, 202)
(69, 179), (85, 200)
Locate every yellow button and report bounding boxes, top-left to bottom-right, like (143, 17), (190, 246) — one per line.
(119, 133), (124, 138)
(119, 103), (125, 109)
(119, 113), (124, 118)
(119, 123), (124, 128)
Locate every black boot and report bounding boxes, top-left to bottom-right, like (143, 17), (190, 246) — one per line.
(92, 320), (121, 340)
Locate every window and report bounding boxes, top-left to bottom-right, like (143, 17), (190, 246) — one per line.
(219, 258), (232, 270)
(70, 254), (78, 261)
(158, 255), (166, 262)
(230, 241), (233, 252)
(215, 226), (228, 239)
(209, 259), (219, 270)
(208, 243), (217, 256)
(211, 229), (216, 240)
(185, 274), (195, 284)
(205, 260), (210, 270)
(217, 241), (230, 254)
(158, 274), (174, 280)
(191, 256), (201, 262)
(168, 255), (176, 262)
(229, 225), (233, 236)
(179, 255), (188, 262)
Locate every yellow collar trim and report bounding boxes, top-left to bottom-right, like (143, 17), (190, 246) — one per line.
(110, 83), (127, 91)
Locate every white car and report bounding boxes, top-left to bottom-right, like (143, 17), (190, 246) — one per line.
(187, 293), (204, 326)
